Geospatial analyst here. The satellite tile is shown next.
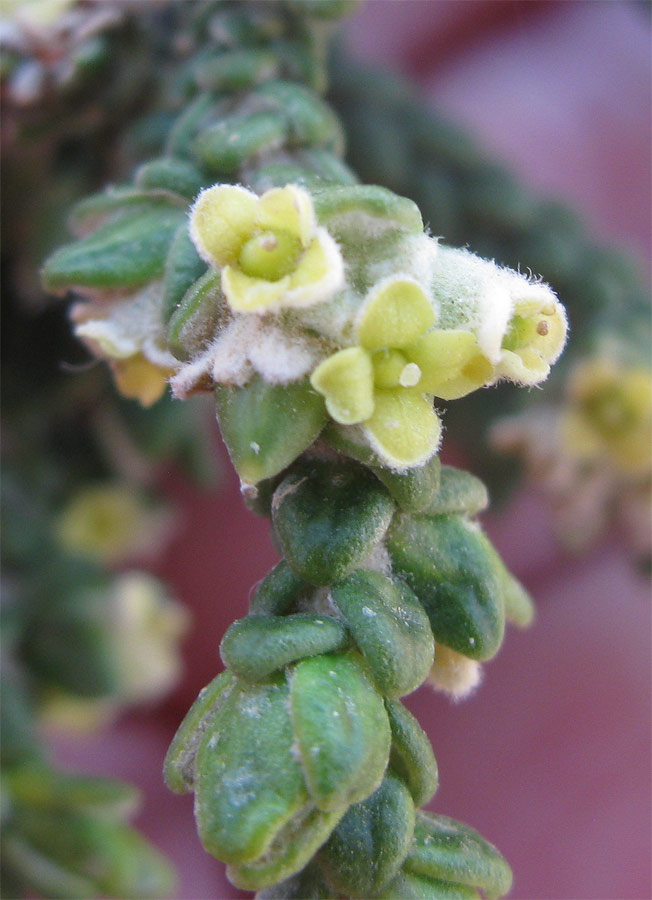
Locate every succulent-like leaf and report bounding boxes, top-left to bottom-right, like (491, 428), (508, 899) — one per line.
(318, 772), (415, 898)
(194, 676), (308, 865)
(248, 560), (314, 616)
(272, 460), (395, 585)
(386, 514), (505, 660)
(372, 455), (441, 513)
(331, 570), (434, 698)
(424, 466), (489, 517)
(385, 700), (438, 808)
(216, 377), (327, 485)
(163, 670), (235, 794)
(42, 205), (186, 292)
(403, 812), (512, 900)
(220, 614), (350, 682)
(289, 651), (391, 810)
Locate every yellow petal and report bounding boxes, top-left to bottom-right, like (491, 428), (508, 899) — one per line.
(357, 278), (435, 351)
(285, 231), (344, 308)
(310, 347), (375, 425)
(364, 388), (441, 469)
(222, 266), (290, 312)
(497, 348), (549, 385)
(408, 330), (493, 397)
(257, 185), (316, 246)
(111, 355), (171, 407)
(190, 184), (258, 267)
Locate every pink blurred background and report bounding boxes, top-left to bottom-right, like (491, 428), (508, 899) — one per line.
(51, 3), (651, 898)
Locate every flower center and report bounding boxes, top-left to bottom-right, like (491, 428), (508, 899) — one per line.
(238, 229), (302, 281)
(372, 349), (422, 389)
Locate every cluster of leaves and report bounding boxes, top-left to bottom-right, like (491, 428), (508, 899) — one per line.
(165, 456), (526, 897)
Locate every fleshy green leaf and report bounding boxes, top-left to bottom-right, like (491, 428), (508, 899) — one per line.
(371, 454), (441, 513)
(386, 514), (505, 660)
(424, 466), (489, 517)
(194, 676), (308, 865)
(385, 700), (438, 808)
(220, 614), (350, 682)
(248, 560), (313, 616)
(289, 651), (391, 811)
(403, 812), (512, 900)
(216, 377), (327, 485)
(42, 206), (186, 292)
(161, 225), (208, 324)
(163, 670), (235, 794)
(227, 805), (344, 892)
(272, 460), (395, 586)
(318, 773), (415, 898)
(167, 269), (227, 362)
(331, 570), (434, 698)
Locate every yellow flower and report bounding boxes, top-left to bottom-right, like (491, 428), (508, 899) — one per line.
(561, 358), (652, 476)
(73, 282), (175, 407)
(496, 293), (567, 385)
(310, 277), (492, 468)
(190, 183), (344, 314)
(56, 485), (173, 565)
(111, 354), (173, 407)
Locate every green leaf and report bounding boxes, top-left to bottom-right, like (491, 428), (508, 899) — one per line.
(195, 48), (279, 92)
(272, 460), (395, 586)
(372, 455), (441, 513)
(15, 809), (175, 899)
(318, 773), (415, 898)
(386, 515), (505, 660)
(42, 206), (186, 292)
(1, 833), (95, 900)
(289, 651), (391, 810)
(255, 861), (334, 899)
(403, 812), (512, 900)
(194, 676), (308, 865)
(385, 700), (438, 808)
(21, 588), (120, 697)
(331, 570), (434, 698)
(227, 804), (344, 892)
(68, 189), (183, 234)
(248, 560), (313, 616)
(425, 466), (489, 517)
(167, 268), (227, 361)
(216, 377), (327, 485)
(220, 614), (350, 682)
(378, 870), (480, 899)
(161, 225), (208, 324)
(135, 157), (207, 199)
(254, 80), (344, 151)
(164, 670), (235, 794)
(194, 111), (287, 174)
(7, 765), (139, 819)
(313, 185), (423, 233)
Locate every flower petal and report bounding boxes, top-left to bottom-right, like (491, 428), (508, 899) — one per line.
(310, 347), (375, 425)
(111, 354), (171, 407)
(357, 277), (435, 351)
(364, 389), (441, 469)
(190, 185), (258, 267)
(257, 185), (316, 246)
(284, 229), (344, 308)
(222, 266), (290, 313)
(408, 329), (493, 398)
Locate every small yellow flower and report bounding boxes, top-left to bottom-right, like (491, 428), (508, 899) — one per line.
(561, 358), (652, 476)
(496, 293), (567, 385)
(189, 183), (344, 313)
(73, 283), (175, 407)
(310, 277), (492, 468)
(57, 485), (173, 565)
(111, 354), (173, 407)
